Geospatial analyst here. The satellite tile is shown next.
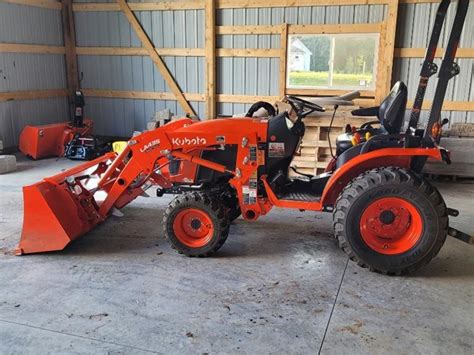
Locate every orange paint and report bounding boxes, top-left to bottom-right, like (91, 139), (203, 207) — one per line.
(19, 120), (93, 159)
(172, 208), (214, 248)
(359, 197), (423, 255)
(16, 115), (445, 255)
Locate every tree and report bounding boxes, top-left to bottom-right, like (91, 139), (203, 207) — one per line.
(298, 36), (330, 72)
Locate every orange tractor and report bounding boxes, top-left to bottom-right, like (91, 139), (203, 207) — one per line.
(16, 0), (472, 274)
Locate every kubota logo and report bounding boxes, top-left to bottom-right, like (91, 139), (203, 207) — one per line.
(172, 137), (207, 146)
(139, 139), (160, 153)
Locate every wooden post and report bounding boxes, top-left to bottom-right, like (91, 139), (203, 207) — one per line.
(61, 0), (79, 92)
(205, 0), (216, 118)
(375, 0), (399, 104)
(279, 23), (288, 98)
(1, 0), (62, 10)
(116, 0), (196, 116)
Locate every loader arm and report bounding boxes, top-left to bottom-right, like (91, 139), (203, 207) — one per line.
(17, 118), (268, 255)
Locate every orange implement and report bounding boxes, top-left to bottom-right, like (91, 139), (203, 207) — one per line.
(16, 153), (115, 255)
(19, 119), (93, 160)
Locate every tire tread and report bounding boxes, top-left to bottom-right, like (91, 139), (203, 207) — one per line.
(333, 167), (448, 275)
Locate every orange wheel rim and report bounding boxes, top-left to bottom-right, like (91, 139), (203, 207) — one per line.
(359, 197), (423, 255)
(173, 208), (214, 248)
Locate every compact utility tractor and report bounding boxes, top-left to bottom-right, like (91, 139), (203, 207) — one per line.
(16, 0), (472, 274)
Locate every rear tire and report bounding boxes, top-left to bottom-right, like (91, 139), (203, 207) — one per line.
(163, 192), (230, 257)
(333, 167), (448, 275)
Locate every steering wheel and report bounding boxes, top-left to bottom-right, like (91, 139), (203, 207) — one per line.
(245, 101), (276, 118)
(286, 95), (325, 113)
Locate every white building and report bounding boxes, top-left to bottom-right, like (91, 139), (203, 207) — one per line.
(289, 38), (312, 72)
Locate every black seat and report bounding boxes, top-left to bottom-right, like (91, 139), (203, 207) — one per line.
(335, 82), (408, 153)
(352, 81), (408, 134)
(334, 82), (408, 168)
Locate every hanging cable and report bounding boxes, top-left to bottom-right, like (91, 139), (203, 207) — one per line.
(328, 104), (339, 159)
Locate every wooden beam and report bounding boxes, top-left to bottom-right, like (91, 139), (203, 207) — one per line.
(76, 46), (279, 58)
(62, 0), (79, 92)
(286, 88), (376, 98)
(73, 1), (205, 12)
(73, 0), (394, 12)
(76, 47), (205, 57)
(289, 23), (382, 34)
(0, 89), (68, 102)
(394, 47), (474, 58)
(279, 23), (288, 98)
(217, 0), (391, 8)
(217, 94), (280, 104)
(82, 89), (205, 102)
(0, 43), (66, 54)
(116, 0), (196, 116)
(205, 0), (216, 119)
(407, 100), (474, 112)
(77, 90), (474, 111)
(398, 0), (472, 4)
(217, 23), (382, 36)
(375, 0), (399, 104)
(217, 48), (280, 57)
(0, 0), (62, 10)
(217, 25), (281, 35)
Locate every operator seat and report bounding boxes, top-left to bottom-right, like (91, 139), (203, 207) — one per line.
(335, 81), (408, 166)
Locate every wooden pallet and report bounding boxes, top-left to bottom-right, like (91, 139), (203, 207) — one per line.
(290, 107), (375, 176)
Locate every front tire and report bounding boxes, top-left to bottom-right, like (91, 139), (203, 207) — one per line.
(333, 167), (448, 275)
(163, 192), (230, 257)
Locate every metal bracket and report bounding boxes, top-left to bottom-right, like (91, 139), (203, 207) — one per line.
(449, 62), (460, 78)
(427, 61), (438, 77)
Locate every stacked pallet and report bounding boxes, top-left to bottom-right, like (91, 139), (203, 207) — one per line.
(290, 107), (375, 176)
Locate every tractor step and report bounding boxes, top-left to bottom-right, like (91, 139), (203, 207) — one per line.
(277, 189), (321, 202)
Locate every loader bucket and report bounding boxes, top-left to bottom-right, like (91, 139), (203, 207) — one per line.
(16, 153), (116, 255)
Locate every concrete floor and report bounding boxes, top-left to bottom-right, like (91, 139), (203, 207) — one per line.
(0, 155), (473, 354)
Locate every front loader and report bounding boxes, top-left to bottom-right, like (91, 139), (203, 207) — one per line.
(16, 0), (472, 274)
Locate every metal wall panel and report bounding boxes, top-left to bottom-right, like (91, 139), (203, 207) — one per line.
(0, 53), (66, 91)
(72, 2), (472, 136)
(0, 3), (68, 149)
(394, 3), (474, 126)
(0, 3), (63, 45)
(74, 8), (205, 135)
(73, 4), (388, 127)
(215, 5), (386, 115)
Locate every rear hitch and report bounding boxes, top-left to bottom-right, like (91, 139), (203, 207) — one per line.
(448, 227), (474, 244)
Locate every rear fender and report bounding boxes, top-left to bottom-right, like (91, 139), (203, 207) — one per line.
(320, 148), (443, 207)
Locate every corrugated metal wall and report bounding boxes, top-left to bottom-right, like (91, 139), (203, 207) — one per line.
(0, 2), (69, 149)
(1, 1), (473, 146)
(216, 5), (386, 115)
(74, 6), (206, 136)
(73, 2), (386, 136)
(394, 2), (474, 126)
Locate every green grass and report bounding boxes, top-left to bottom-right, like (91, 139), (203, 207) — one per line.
(288, 71), (373, 87)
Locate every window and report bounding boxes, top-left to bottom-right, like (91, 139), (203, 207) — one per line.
(287, 33), (379, 90)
